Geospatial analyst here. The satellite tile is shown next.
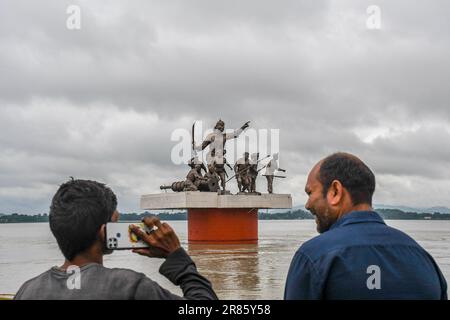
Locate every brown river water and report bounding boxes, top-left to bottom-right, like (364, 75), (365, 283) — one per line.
(1, 220), (449, 299)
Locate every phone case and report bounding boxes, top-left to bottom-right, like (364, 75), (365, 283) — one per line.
(106, 222), (151, 250)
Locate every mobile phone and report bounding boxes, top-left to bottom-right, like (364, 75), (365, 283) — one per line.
(105, 222), (152, 250)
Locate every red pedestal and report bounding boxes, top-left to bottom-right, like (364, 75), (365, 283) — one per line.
(188, 208), (258, 243)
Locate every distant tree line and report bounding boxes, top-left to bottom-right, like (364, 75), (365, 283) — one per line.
(1, 208), (450, 224)
(118, 212), (187, 221)
(0, 213), (49, 223)
(258, 210), (314, 220)
(376, 209), (450, 220)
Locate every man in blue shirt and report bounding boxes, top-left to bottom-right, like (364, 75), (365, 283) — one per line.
(284, 152), (447, 300)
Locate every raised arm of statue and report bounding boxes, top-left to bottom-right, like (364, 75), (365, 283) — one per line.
(225, 121), (250, 140)
(225, 128), (242, 140)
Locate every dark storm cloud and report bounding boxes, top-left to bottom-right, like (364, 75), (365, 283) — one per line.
(0, 0), (449, 212)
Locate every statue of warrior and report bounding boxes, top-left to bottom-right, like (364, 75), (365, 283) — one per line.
(184, 163), (209, 191)
(248, 152), (260, 193)
(264, 153), (286, 194)
(207, 149), (233, 192)
(234, 152), (252, 193)
(188, 156), (207, 174)
(194, 119), (249, 192)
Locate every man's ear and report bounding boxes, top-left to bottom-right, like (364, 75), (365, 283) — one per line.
(327, 180), (343, 206)
(98, 224), (107, 243)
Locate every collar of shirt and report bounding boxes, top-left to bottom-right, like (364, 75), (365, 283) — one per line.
(329, 210), (386, 231)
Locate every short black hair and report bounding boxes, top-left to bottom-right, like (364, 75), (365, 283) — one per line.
(318, 153), (375, 206)
(49, 179), (117, 261)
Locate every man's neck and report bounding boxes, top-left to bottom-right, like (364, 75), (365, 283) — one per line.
(60, 249), (103, 270)
(337, 203), (373, 220)
(349, 203), (373, 212)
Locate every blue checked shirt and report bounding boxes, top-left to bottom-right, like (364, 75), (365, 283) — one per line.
(284, 211), (447, 300)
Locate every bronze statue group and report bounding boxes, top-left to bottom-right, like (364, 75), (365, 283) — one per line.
(161, 120), (286, 194)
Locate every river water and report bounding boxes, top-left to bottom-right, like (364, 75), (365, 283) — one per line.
(0, 220), (449, 299)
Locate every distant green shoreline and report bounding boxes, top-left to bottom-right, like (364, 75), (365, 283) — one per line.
(1, 209), (449, 223)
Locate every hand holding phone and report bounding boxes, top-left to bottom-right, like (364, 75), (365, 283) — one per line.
(106, 222), (153, 250)
(130, 216), (181, 258)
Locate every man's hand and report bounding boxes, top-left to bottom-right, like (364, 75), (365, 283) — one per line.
(241, 121), (250, 130)
(129, 217), (181, 258)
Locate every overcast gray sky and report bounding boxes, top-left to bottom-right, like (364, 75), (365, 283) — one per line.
(1, 0), (450, 213)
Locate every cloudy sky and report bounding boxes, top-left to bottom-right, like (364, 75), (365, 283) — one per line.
(1, 0), (450, 213)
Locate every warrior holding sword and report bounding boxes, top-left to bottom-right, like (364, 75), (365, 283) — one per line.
(192, 119), (250, 192)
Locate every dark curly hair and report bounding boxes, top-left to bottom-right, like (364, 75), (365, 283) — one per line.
(49, 178), (117, 260)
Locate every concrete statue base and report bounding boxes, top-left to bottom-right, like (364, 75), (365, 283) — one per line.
(140, 192), (292, 243)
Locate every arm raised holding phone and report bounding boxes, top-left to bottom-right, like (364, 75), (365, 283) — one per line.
(129, 216), (218, 300)
(14, 179), (218, 300)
